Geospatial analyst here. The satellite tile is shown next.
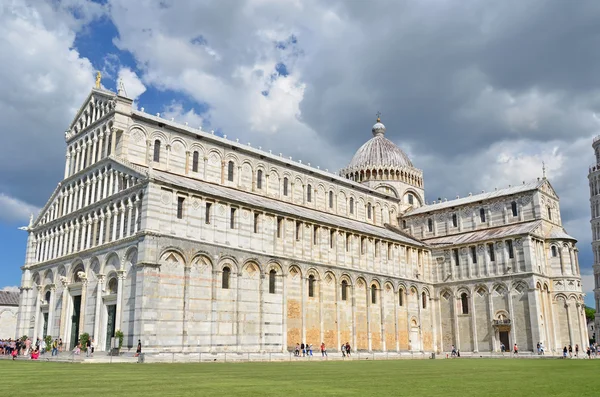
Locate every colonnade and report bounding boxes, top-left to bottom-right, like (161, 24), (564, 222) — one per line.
(65, 125), (117, 179)
(33, 191), (143, 263)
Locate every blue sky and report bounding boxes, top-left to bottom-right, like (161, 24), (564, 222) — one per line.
(1, 0), (599, 308)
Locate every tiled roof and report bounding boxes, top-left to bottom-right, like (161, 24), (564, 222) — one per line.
(405, 180), (544, 216)
(151, 170), (426, 247)
(0, 291), (20, 306)
(423, 221), (542, 246)
(547, 228), (577, 241)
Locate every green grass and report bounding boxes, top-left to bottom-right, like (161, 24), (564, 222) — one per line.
(1, 358), (597, 396)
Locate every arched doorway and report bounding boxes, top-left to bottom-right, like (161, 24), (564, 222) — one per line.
(409, 318), (421, 351)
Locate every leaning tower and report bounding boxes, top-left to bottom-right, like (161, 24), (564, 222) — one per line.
(589, 136), (600, 340)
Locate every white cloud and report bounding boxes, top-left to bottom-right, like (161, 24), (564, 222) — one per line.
(0, 194), (40, 225)
(1, 286), (20, 293)
(117, 67), (146, 104)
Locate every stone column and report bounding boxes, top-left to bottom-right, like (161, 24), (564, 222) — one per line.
(119, 202), (126, 239)
(453, 295), (460, 350)
(281, 272), (287, 353)
(77, 182), (84, 210)
(64, 153), (71, 179)
(487, 291), (495, 351)
(98, 132), (104, 160)
(351, 285), (357, 352)
(59, 280), (69, 346)
(75, 146), (81, 173)
(98, 213), (105, 245)
(47, 284), (56, 338)
(91, 137), (98, 165)
(127, 199), (134, 237)
(92, 215), (98, 247)
(134, 196), (140, 233)
(90, 176), (97, 204)
(86, 218), (92, 249)
(301, 275), (306, 346)
(110, 127), (117, 155)
(470, 293), (478, 352)
(507, 289), (516, 349)
(220, 160), (225, 184)
(577, 303), (587, 347)
(33, 286), (42, 340)
(73, 221), (80, 255)
(367, 285), (372, 352)
(527, 287), (542, 350)
(115, 270), (125, 335)
(565, 301), (575, 346)
(259, 273), (265, 352)
(102, 170), (108, 199)
(203, 157), (208, 180)
(380, 287), (386, 352)
(394, 290), (400, 352)
(78, 277), (88, 338)
(112, 207), (118, 241)
(235, 272), (242, 351)
(335, 281), (341, 352)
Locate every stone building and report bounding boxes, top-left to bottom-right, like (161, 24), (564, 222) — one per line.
(16, 86), (586, 355)
(589, 136), (600, 340)
(0, 291), (19, 339)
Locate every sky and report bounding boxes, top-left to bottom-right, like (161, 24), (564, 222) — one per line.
(1, 0), (599, 306)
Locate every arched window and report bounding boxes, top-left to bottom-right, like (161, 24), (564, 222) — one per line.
(222, 267), (230, 289)
(283, 177), (289, 196)
(408, 194), (414, 205)
(257, 170), (263, 189)
(44, 290), (51, 303)
(452, 213), (458, 227)
(306, 184), (312, 202)
(427, 218), (433, 232)
(479, 208), (486, 223)
(461, 293), (469, 314)
(192, 151), (199, 172)
(107, 277), (118, 294)
(341, 280), (348, 301)
(308, 275), (315, 297)
(269, 269), (276, 294)
(371, 284), (377, 304)
(398, 289), (404, 306)
(329, 191), (334, 209)
(349, 197), (354, 214)
(511, 201), (518, 217)
(422, 292), (427, 309)
(547, 206), (552, 220)
(551, 246), (557, 257)
(227, 161), (234, 182)
(153, 140), (161, 162)
(367, 203), (372, 219)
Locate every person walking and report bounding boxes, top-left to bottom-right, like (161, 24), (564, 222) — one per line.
(86, 338), (92, 357)
(308, 344), (313, 357)
(135, 339), (142, 357)
(568, 344), (573, 358)
(320, 342), (327, 358)
(341, 343), (346, 357)
(563, 346), (568, 358)
(301, 342), (305, 357)
(587, 346), (591, 359)
(295, 343), (300, 357)
(575, 344), (579, 358)
(52, 339), (58, 356)
(345, 342), (351, 357)
(513, 343), (518, 355)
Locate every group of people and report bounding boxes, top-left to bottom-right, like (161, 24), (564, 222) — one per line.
(0, 337), (63, 360)
(293, 342), (351, 358)
(561, 343), (599, 359)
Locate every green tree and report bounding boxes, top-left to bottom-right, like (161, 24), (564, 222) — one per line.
(585, 307), (595, 322)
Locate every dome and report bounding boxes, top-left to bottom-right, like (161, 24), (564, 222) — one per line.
(346, 118), (413, 170)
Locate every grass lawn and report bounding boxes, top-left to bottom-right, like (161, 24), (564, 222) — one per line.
(1, 358), (597, 396)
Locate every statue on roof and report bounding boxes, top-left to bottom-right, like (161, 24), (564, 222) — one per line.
(95, 71), (101, 89)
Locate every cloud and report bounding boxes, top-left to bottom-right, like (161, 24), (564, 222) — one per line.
(0, 0), (98, 207)
(1, 286), (20, 293)
(0, 194), (40, 225)
(117, 67), (146, 104)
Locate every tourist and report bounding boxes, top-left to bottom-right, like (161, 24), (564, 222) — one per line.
(451, 345), (457, 357)
(301, 342), (305, 357)
(135, 339), (142, 357)
(539, 342), (545, 355)
(58, 338), (63, 352)
(341, 343), (346, 357)
(320, 342), (327, 357)
(345, 342), (351, 357)
(587, 346), (591, 359)
(568, 344), (573, 358)
(91, 338), (95, 357)
(294, 343), (300, 357)
(500, 343), (505, 353)
(307, 344), (313, 357)
(575, 344), (579, 357)
(536, 342), (540, 355)
(563, 346), (568, 358)
(52, 339), (58, 356)
(513, 343), (518, 355)
(86, 337), (92, 357)
(31, 348), (39, 360)
(24, 337), (31, 355)
(11, 347), (18, 360)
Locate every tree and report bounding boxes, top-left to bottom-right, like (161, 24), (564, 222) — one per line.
(585, 306), (595, 323)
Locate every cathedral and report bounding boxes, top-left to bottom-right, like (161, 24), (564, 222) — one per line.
(16, 84), (587, 356)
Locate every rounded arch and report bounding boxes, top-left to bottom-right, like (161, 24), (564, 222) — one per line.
(158, 246), (187, 264)
(128, 125), (148, 140)
(170, 136), (188, 151)
(71, 261), (86, 283)
(305, 267), (322, 280)
(323, 270), (336, 285)
(224, 152), (240, 162)
(553, 293), (568, 303)
(288, 264), (302, 278)
(103, 252), (121, 274)
(43, 269), (54, 285)
(264, 260), (283, 274)
(89, 257), (101, 278)
(456, 286), (471, 297)
(150, 130), (168, 143)
(241, 260), (261, 275)
(339, 273), (353, 285)
(189, 142), (206, 155)
(355, 276), (368, 289)
(410, 317), (419, 327)
(216, 256), (239, 274)
(373, 183), (399, 198)
(370, 278), (382, 289)
(31, 272), (41, 287)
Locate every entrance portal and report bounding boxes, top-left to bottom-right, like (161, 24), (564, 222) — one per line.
(499, 331), (510, 350)
(106, 305), (116, 351)
(70, 295), (81, 349)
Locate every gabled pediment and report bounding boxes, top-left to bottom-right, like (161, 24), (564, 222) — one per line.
(32, 157), (148, 228)
(539, 179), (559, 200)
(67, 89), (116, 138)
